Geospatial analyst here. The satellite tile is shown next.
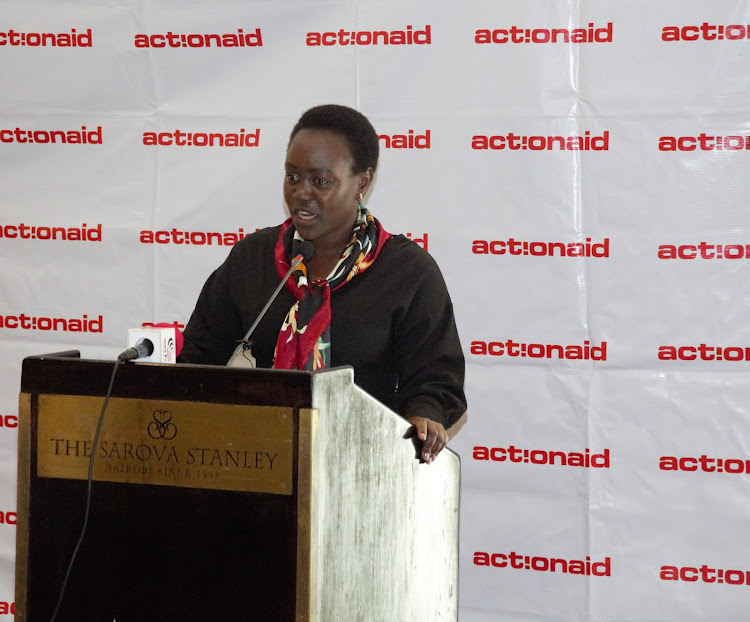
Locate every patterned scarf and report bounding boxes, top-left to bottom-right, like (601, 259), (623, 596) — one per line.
(272, 205), (390, 370)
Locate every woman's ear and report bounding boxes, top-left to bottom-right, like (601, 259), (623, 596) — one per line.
(358, 168), (375, 197)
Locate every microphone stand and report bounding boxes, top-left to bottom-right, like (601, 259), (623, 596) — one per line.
(226, 254), (305, 368)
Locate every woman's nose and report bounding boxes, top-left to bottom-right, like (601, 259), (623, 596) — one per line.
(294, 179), (313, 199)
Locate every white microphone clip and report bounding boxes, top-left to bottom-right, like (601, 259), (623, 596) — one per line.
(126, 327), (177, 363)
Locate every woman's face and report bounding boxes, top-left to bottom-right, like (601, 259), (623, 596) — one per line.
(284, 128), (372, 252)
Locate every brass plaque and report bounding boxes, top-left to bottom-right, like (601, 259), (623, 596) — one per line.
(37, 394), (294, 495)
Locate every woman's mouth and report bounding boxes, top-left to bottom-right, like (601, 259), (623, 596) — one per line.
(294, 210), (318, 222)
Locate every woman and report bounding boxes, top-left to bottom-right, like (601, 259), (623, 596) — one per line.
(178, 104), (466, 463)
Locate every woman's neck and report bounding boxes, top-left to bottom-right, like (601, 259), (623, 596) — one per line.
(307, 249), (342, 282)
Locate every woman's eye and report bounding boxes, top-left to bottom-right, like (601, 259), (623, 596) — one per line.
(314, 178), (330, 187)
(285, 173), (299, 183)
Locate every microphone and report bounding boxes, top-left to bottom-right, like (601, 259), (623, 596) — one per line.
(227, 241), (314, 368)
(118, 339), (154, 362)
(298, 241), (315, 261)
(117, 324), (184, 363)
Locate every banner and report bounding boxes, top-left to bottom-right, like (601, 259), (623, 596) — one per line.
(2, 1), (750, 618)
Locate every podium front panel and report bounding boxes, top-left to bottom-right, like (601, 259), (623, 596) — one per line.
(17, 357), (314, 622)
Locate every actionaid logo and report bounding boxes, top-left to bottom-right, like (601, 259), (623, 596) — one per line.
(658, 344), (750, 362)
(471, 339), (607, 361)
(474, 551), (611, 577)
(0, 126), (102, 145)
(306, 24), (431, 46)
(378, 129), (430, 149)
(0, 511), (16, 525)
(0, 313), (102, 333)
(659, 133), (749, 151)
(142, 320), (185, 330)
(662, 23), (750, 42)
(0, 28), (91, 47)
(139, 227), (256, 246)
(0, 415), (17, 429)
(134, 28), (262, 48)
(404, 232), (429, 251)
(473, 445), (610, 468)
(660, 454), (750, 475)
(661, 563), (750, 586)
(473, 237), (609, 257)
(658, 242), (750, 260)
(142, 128), (260, 147)
(472, 131), (609, 151)
(475, 22), (613, 44)
(0, 222), (101, 242)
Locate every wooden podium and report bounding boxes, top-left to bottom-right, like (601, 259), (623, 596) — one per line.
(16, 353), (460, 621)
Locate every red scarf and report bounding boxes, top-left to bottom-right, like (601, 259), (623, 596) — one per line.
(272, 206), (390, 370)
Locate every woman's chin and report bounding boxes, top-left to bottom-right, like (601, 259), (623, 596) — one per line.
(291, 216), (321, 238)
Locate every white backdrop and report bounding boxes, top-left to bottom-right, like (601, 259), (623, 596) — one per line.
(2, 1), (750, 619)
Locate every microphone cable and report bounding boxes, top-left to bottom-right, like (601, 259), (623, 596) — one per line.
(48, 358), (122, 622)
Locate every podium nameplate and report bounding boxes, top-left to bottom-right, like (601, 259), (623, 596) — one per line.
(36, 394), (293, 495)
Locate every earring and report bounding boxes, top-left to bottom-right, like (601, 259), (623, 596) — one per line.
(356, 192), (364, 203)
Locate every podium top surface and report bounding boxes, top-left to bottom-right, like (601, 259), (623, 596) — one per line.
(20, 354), (321, 409)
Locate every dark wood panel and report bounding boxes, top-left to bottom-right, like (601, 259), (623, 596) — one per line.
(20, 356), (311, 622)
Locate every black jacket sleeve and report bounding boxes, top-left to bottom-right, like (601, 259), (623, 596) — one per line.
(389, 244), (466, 428)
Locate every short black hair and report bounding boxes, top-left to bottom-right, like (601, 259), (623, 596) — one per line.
(289, 104), (379, 174)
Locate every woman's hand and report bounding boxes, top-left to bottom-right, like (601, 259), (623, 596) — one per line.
(408, 416), (447, 464)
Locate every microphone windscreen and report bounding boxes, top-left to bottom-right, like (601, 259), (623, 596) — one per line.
(154, 323), (184, 357)
(298, 241), (315, 262)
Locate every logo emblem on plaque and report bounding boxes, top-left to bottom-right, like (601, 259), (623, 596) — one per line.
(147, 410), (177, 440)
